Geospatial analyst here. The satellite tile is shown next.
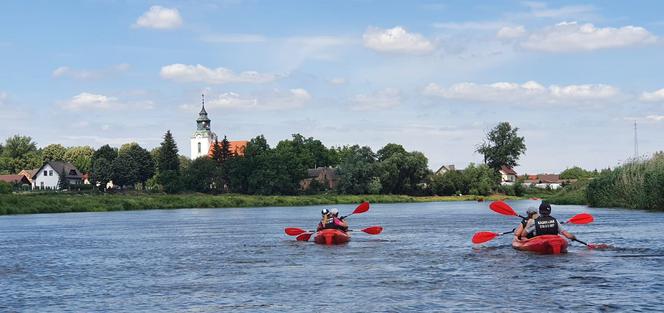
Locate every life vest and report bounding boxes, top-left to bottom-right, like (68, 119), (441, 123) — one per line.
(534, 215), (559, 236)
(320, 217), (347, 231)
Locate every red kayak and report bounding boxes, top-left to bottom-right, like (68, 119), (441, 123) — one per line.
(512, 235), (568, 254)
(314, 229), (351, 245)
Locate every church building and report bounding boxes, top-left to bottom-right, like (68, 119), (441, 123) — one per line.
(190, 95), (248, 160)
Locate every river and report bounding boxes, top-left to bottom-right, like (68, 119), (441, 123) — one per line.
(1, 200), (663, 312)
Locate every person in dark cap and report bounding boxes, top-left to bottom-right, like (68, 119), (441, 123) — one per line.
(521, 201), (576, 240)
(514, 208), (538, 240)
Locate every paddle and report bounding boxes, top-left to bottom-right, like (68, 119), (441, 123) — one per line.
(293, 226), (383, 242)
(571, 237), (610, 249)
(472, 229), (516, 244)
(489, 201), (526, 219)
(340, 202), (370, 220)
(489, 201), (594, 225)
(562, 213), (593, 225)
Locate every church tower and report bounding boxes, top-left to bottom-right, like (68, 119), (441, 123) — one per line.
(190, 94), (217, 159)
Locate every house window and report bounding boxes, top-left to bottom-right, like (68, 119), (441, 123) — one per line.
(49, 170), (53, 176)
(44, 170), (47, 176)
(198, 142), (201, 153)
(40, 182), (44, 188)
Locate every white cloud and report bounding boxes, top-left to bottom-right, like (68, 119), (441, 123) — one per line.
(646, 115), (664, 122)
(497, 26), (526, 39)
(193, 88), (311, 110)
(352, 88), (401, 111)
(60, 92), (154, 111)
(0, 91), (7, 105)
(133, 6), (183, 30)
(423, 81), (620, 105)
(52, 64), (130, 80)
(640, 88), (664, 102)
(363, 26), (434, 54)
(521, 21), (656, 52)
(160, 64), (277, 84)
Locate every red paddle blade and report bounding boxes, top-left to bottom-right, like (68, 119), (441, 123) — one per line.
(567, 213), (594, 224)
(285, 227), (307, 236)
(361, 226), (383, 235)
(296, 233), (312, 241)
(352, 202), (370, 214)
(489, 201), (518, 216)
(472, 231), (499, 244)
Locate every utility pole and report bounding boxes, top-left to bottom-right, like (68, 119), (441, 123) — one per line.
(634, 120), (639, 159)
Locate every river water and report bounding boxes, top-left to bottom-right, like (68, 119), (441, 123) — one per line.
(1, 200), (663, 312)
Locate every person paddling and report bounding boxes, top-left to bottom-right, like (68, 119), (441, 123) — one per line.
(514, 208), (538, 240)
(522, 202), (576, 241)
(317, 208), (348, 232)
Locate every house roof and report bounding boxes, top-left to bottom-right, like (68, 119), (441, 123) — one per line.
(500, 165), (517, 175)
(435, 164), (455, 174)
(32, 161), (83, 179)
(307, 167), (339, 179)
(0, 175), (30, 184)
(208, 140), (248, 157)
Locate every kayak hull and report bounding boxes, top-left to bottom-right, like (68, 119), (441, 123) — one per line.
(512, 235), (568, 254)
(314, 229), (350, 245)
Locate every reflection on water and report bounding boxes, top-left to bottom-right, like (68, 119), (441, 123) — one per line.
(1, 200), (663, 312)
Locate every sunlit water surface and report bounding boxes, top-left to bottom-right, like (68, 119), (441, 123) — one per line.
(1, 200), (663, 312)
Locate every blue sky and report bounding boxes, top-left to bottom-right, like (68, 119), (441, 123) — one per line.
(1, 0), (664, 173)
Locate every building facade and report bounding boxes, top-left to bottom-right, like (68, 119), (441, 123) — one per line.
(190, 95), (217, 160)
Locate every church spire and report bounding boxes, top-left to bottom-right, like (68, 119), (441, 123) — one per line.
(200, 93), (207, 114)
(196, 93), (211, 131)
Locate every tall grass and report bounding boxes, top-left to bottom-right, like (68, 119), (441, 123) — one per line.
(587, 153), (664, 210)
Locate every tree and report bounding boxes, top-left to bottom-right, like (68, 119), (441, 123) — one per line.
(183, 157), (222, 193)
(336, 145), (377, 194)
(377, 143), (407, 162)
(157, 130), (180, 173)
(93, 144), (118, 164)
(0, 135), (41, 173)
(110, 154), (138, 189)
(123, 144), (155, 189)
(560, 166), (594, 180)
(64, 146), (95, 173)
(376, 145), (430, 195)
(211, 138), (224, 164)
(476, 122), (526, 172)
(156, 130), (181, 193)
(91, 158), (112, 191)
(42, 144), (67, 162)
(2, 135), (37, 159)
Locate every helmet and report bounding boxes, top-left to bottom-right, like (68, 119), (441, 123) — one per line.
(538, 202), (551, 215)
(321, 208), (329, 215)
(330, 208), (339, 216)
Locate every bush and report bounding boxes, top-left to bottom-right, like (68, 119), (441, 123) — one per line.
(0, 181), (12, 194)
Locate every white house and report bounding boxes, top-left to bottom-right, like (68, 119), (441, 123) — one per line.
(435, 164), (456, 175)
(499, 165), (517, 185)
(32, 161), (83, 190)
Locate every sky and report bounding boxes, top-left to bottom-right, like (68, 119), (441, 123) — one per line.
(1, 0), (663, 174)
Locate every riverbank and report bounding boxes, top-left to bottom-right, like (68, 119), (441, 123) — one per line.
(0, 193), (522, 215)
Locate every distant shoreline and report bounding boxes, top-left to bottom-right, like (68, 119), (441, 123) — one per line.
(0, 193), (525, 216)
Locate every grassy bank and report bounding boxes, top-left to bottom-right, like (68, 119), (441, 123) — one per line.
(524, 181), (589, 206)
(586, 153), (664, 210)
(0, 193), (521, 215)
